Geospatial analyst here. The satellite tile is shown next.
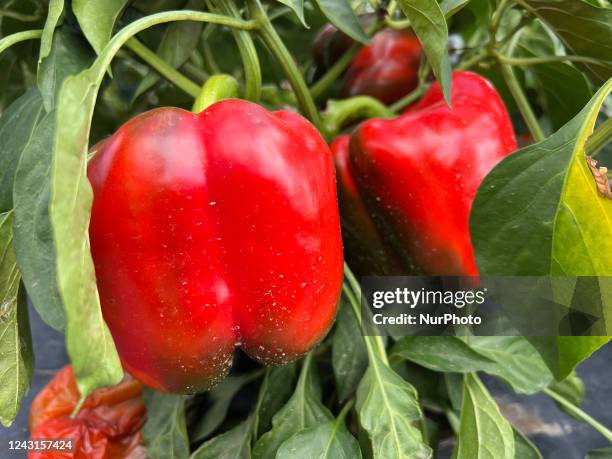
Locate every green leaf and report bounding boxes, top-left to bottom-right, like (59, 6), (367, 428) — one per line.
(332, 299), (368, 401)
(39, 0), (64, 62)
(440, 0), (469, 18)
(513, 427), (542, 459)
(356, 354), (431, 459)
(275, 414), (362, 459)
(133, 3), (203, 100)
(0, 90), (45, 213)
(391, 337), (497, 374)
(517, 23), (593, 131)
(256, 363), (298, 437)
(37, 27), (94, 111)
(191, 417), (254, 459)
(467, 337), (554, 394)
(391, 336), (553, 394)
(73, 0), (129, 55)
(276, 0), (308, 27)
(396, 0), (451, 103)
(142, 390), (190, 459)
(253, 355), (333, 459)
(452, 374), (514, 459)
(586, 447), (612, 459)
(312, 0), (369, 44)
(192, 374), (257, 442)
(0, 212), (33, 427)
(519, 0), (612, 84)
(13, 111), (65, 331)
(471, 79), (612, 379)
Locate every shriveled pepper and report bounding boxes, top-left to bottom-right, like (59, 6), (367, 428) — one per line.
(28, 365), (146, 459)
(88, 99), (343, 393)
(347, 71), (517, 275)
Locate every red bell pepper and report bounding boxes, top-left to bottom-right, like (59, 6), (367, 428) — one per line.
(88, 100), (343, 393)
(341, 29), (422, 104)
(331, 135), (402, 276)
(347, 71), (517, 276)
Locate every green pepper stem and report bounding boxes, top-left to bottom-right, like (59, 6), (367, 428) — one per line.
(543, 387), (612, 442)
(192, 74), (240, 112)
(0, 29), (43, 56)
(323, 96), (395, 139)
(125, 37), (202, 98)
(247, 0), (322, 131)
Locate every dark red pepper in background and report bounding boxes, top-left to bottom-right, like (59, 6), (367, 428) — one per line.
(345, 71), (517, 276)
(28, 365), (146, 459)
(88, 100), (343, 393)
(313, 21), (422, 104)
(341, 29), (422, 104)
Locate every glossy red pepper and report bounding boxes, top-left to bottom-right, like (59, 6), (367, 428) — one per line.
(331, 135), (401, 276)
(29, 365), (146, 459)
(348, 71), (518, 275)
(341, 29), (422, 104)
(88, 100), (343, 393)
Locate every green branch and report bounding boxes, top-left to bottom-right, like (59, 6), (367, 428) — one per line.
(0, 29), (42, 56)
(498, 61), (545, 142)
(247, 0), (321, 130)
(498, 53), (612, 68)
(389, 84), (429, 112)
(544, 387), (612, 442)
(125, 38), (201, 98)
(310, 42), (361, 100)
(212, 0), (262, 101)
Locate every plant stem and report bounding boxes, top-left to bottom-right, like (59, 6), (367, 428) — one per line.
(343, 264), (390, 365)
(498, 53), (611, 68)
(0, 9), (41, 22)
(490, 0), (512, 38)
(212, 0), (262, 101)
(311, 42), (361, 100)
(247, 0), (321, 130)
(183, 61), (208, 83)
(586, 117), (612, 156)
(456, 47), (490, 71)
(389, 84), (429, 112)
(0, 29), (42, 55)
(544, 387), (612, 442)
(338, 398), (355, 421)
(125, 38), (201, 98)
(498, 61), (545, 142)
(385, 17), (411, 30)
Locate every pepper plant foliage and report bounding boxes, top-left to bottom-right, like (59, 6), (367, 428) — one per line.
(0, 0), (611, 457)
